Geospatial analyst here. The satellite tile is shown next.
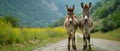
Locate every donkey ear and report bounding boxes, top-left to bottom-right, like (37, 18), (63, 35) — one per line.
(72, 5), (75, 10)
(89, 2), (92, 8)
(81, 2), (83, 8)
(66, 5), (69, 10)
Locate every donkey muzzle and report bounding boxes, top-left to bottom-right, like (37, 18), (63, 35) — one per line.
(69, 21), (72, 24)
(85, 19), (87, 22)
(69, 18), (72, 24)
(84, 15), (88, 21)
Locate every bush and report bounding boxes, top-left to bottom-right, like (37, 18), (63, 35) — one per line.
(0, 17), (15, 45)
(100, 6), (120, 33)
(100, 18), (117, 32)
(4, 16), (20, 27)
(91, 26), (99, 33)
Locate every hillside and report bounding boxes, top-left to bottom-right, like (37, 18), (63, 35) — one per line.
(91, 0), (120, 32)
(0, 0), (63, 27)
(0, 0), (100, 27)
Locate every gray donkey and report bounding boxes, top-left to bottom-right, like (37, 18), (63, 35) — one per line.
(79, 2), (94, 50)
(64, 5), (78, 51)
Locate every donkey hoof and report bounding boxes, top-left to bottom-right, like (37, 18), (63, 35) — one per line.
(72, 45), (76, 50)
(83, 45), (87, 50)
(89, 45), (91, 49)
(83, 48), (87, 51)
(68, 46), (70, 51)
(68, 49), (70, 51)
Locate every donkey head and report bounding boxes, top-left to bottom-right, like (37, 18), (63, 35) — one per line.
(81, 2), (92, 21)
(66, 5), (75, 24)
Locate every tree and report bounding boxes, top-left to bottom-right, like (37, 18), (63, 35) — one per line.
(4, 16), (20, 27)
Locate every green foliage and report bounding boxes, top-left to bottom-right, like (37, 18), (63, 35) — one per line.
(101, 20), (116, 32)
(90, 2), (102, 14)
(0, 16), (15, 45)
(91, 26), (99, 33)
(0, 16), (66, 46)
(49, 18), (65, 27)
(100, 4), (120, 32)
(4, 16), (20, 27)
(91, 0), (120, 32)
(0, 18), (67, 46)
(91, 28), (120, 41)
(0, 27), (67, 51)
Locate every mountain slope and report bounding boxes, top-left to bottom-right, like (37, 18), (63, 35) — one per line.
(0, 0), (63, 27)
(0, 0), (100, 27)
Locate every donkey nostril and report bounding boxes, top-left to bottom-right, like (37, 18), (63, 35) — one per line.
(69, 21), (72, 24)
(69, 18), (72, 24)
(85, 19), (87, 21)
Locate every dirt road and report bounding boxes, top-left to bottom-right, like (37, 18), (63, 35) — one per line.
(33, 33), (120, 51)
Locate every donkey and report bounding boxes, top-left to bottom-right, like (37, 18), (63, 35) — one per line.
(79, 2), (94, 50)
(64, 5), (78, 51)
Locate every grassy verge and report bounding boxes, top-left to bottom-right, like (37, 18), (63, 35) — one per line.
(77, 27), (120, 41)
(0, 27), (67, 51)
(91, 28), (120, 41)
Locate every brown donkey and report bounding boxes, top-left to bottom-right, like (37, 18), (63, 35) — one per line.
(64, 5), (78, 51)
(79, 2), (94, 50)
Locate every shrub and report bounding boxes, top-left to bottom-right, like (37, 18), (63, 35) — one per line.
(4, 16), (20, 27)
(91, 26), (99, 33)
(100, 18), (117, 32)
(0, 17), (15, 45)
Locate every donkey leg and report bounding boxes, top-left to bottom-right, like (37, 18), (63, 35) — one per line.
(72, 34), (76, 51)
(68, 34), (71, 51)
(83, 34), (87, 50)
(88, 34), (91, 49)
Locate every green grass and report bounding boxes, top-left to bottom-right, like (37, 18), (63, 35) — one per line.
(0, 27), (67, 51)
(77, 26), (120, 41)
(91, 28), (120, 41)
(0, 18), (67, 51)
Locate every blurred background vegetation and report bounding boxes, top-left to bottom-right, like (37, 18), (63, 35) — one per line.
(91, 0), (120, 33)
(0, 17), (66, 50)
